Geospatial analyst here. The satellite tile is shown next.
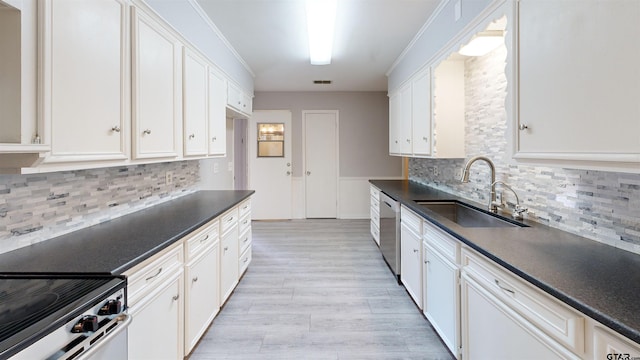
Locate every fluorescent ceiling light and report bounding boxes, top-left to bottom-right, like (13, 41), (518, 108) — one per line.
(306, 0), (337, 65)
(459, 30), (504, 57)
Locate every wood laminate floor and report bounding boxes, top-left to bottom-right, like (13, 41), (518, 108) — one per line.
(189, 219), (454, 360)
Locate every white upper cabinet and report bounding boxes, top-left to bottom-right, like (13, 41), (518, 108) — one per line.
(411, 68), (432, 156)
(131, 7), (181, 160)
(388, 92), (402, 155)
(227, 82), (252, 118)
(208, 67), (227, 156)
(388, 60), (464, 159)
(40, 0), (129, 163)
(515, 0), (640, 171)
(183, 47), (209, 157)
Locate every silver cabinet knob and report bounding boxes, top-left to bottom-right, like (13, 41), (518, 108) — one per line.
(406, 139), (411, 143)
(143, 129), (151, 135)
(111, 126), (121, 132)
(423, 136), (428, 141)
(172, 294), (180, 301)
(519, 124), (529, 131)
(189, 134), (195, 139)
(212, 136), (217, 142)
(192, 277), (198, 283)
(287, 162), (291, 167)
(286, 171), (291, 176)
(306, 171), (311, 176)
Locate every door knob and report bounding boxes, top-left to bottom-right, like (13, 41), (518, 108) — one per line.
(519, 124), (529, 131)
(306, 171), (311, 176)
(287, 162), (291, 167)
(286, 171), (291, 176)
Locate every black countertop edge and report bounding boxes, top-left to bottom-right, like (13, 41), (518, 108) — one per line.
(0, 190), (255, 276)
(369, 179), (640, 345)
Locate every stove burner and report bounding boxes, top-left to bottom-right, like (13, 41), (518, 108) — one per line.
(0, 292), (59, 324)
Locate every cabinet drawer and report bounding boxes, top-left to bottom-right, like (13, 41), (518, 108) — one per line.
(423, 220), (458, 263)
(239, 245), (251, 275)
(238, 198), (251, 218)
(370, 206), (380, 227)
(370, 221), (380, 243)
(401, 205), (422, 235)
(239, 227), (252, 255)
(186, 220), (219, 261)
(126, 243), (184, 306)
(462, 248), (584, 354)
(220, 207), (239, 234)
(371, 194), (380, 213)
(238, 212), (251, 235)
(370, 185), (380, 198)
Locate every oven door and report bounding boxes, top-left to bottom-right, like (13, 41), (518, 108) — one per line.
(12, 314), (131, 360)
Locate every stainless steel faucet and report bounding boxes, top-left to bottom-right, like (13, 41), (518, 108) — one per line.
(460, 156), (498, 213)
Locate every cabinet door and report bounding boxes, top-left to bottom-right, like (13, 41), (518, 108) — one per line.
(185, 244), (219, 354)
(411, 68), (432, 156)
(43, 0), (128, 162)
(220, 225), (239, 304)
(517, 0), (640, 161)
(399, 83), (413, 155)
(423, 244), (458, 355)
(132, 8), (180, 159)
(400, 223), (422, 308)
(208, 68), (227, 156)
(461, 273), (580, 360)
(388, 92), (401, 155)
(128, 272), (183, 360)
(183, 48), (209, 156)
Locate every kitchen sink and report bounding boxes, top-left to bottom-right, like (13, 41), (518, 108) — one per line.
(414, 201), (527, 228)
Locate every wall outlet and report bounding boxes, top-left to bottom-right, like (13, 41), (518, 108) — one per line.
(165, 171), (174, 185)
(455, 168), (463, 179)
(228, 161), (233, 171)
(432, 166), (439, 176)
(213, 163), (219, 174)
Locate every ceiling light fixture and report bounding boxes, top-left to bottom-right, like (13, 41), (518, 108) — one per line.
(459, 30), (504, 57)
(306, 0), (337, 65)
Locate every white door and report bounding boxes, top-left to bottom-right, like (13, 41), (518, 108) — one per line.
(249, 110), (292, 220)
(304, 111), (338, 218)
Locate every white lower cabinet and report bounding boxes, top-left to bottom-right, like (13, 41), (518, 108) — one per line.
(370, 185), (380, 246)
(423, 243), (459, 356)
(461, 247), (583, 360)
(461, 272), (579, 360)
(184, 243), (219, 354)
(400, 206), (422, 308)
(125, 244), (184, 360)
(125, 196), (252, 359)
(220, 215), (239, 304)
(593, 325), (640, 360)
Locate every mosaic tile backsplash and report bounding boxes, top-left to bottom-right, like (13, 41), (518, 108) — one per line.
(0, 161), (199, 254)
(410, 45), (640, 254)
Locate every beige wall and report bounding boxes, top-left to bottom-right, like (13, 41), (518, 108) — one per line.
(253, 91), (402, 178)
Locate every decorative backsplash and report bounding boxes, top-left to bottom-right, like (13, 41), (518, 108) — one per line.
(410, 45), (640, 254)
(0, 161), (199, 254)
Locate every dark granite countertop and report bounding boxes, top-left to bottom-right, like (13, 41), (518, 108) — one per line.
(371, 179), (640, 345)
(0, 190), (254, 275)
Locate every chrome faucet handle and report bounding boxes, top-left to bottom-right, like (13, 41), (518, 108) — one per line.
(512, 204), (528, 220)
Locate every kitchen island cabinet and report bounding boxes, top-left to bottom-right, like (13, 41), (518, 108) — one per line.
(515, 0), (640, 171)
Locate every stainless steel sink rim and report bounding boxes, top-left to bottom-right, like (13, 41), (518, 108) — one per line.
(414, 201), (528, 228)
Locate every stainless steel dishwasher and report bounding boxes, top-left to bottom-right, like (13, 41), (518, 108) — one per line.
(379, 192), (400, 283)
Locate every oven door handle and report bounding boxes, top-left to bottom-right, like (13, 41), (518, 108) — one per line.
(53, 313), (132, 360)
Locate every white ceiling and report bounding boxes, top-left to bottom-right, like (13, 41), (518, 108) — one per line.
(196, 0), (441, 92)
